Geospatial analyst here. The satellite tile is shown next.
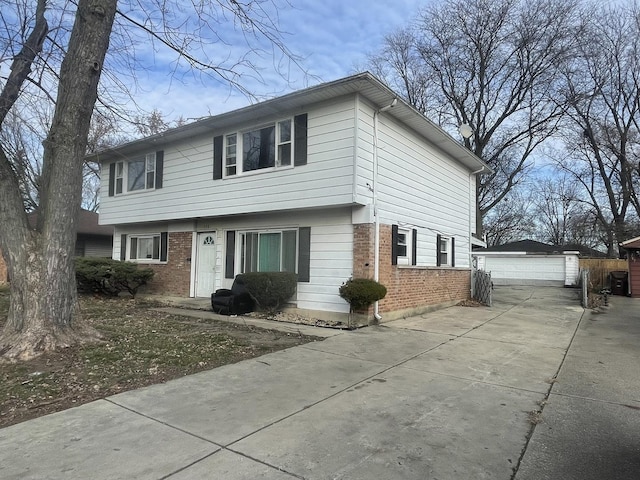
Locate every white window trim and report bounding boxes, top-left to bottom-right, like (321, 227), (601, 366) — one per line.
(236, 228), (299, 273)
(127, 233), (164, 263)
(114, 152), (156, 195)
(223, 118), (295, 178)
(439, 236), (452, 267)
(397, 228), (412, 265)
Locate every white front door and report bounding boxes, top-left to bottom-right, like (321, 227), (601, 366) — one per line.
(196, 232), (216, 297)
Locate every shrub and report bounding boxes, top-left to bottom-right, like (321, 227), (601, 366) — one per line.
(75, 257), (154, 298)
(339, 278), (387, 312)
(237, 272), (297, 312)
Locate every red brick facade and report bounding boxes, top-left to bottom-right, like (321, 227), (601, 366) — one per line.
(142, 232), (192, 296)
(353, 223), (471, 319)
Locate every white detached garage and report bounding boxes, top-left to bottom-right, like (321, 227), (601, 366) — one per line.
(474, 240), (580, 287)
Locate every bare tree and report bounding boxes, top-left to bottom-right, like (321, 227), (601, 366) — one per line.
(557, 2), (640, 257)
(0, 0), (300, 360)
(369, 0), (580, 237)
(483, 190), (535, 246)
(533, 175), (584, 245)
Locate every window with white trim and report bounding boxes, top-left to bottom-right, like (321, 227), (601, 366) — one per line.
(114, 153), (156, 194)
(225, 134), (237, 176)
(439, 236), (451, 266)
(224, 119), (294, 176)
(128, 234), (161, 262)
(115, 161), (124, 194)
(239, 229), (297, 273)
(396, 228), (412, 265)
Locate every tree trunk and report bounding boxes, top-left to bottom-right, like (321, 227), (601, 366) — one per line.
(0, 0), (117, 361)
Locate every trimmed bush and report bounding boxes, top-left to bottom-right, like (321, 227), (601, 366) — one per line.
(339, 278), (387, 312)
(237, 272), (297, 312)
(75, 257), (154, 298)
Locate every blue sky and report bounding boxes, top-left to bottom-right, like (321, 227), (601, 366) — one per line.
(125, 0), (424, 122)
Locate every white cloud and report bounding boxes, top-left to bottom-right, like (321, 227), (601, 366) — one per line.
(116, 0), (423, 121)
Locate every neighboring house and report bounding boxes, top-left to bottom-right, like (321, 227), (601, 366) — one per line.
(0, 209), (113, 283)
(95, 73), (488, 322)
(473, 240), (581, 287)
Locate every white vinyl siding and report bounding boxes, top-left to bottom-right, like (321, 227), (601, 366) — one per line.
(356, 100), (473, 268)
(100, 98), (357, 226)
(188, 208), (353, 313)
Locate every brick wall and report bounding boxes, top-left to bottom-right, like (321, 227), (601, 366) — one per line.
(353, 223), (471, 318)
(142, 232), (192, 296)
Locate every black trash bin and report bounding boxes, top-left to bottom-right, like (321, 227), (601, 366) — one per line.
(609, 270), (629, 296)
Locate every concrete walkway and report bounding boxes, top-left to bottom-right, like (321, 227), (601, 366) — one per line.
(1, 287), (638, 479)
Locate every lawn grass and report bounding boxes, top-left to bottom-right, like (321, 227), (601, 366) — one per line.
(0, 284), (319, 428)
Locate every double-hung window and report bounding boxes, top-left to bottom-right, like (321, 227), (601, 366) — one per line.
(224, 119), (294, 176)
(128, 153), (156, 191)
(240, 230), (297, 273)
(436, 234), (455, 267)
(110, 151), (161, 196)
(225, 134), (237, 176)
(396, 228), (411, 265)
(392, 225), (416, 266)
(115, 161), (124, 194)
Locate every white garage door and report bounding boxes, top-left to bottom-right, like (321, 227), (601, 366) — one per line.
(484, 255), (566, 286)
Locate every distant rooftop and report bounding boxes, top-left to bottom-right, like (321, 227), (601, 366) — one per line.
(476, 239), (607, 258)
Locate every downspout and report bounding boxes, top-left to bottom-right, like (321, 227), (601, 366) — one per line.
(373, 109), (382, 322)
(372, 98), (397, 322)
(469, 165), (486, 298)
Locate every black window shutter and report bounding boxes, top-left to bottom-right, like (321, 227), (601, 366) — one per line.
(451, 237), (455, 267)
(109, 163), (116, 197)
(120, 234), (127, 260)
(213, 136), (223, 180)
(160, 232), (168, 262)
(298, 227), (311, 282)
(225, 230), (235, 279)
(155, 150), (164, 189)
(436, 234), (442, 267)
(294, 114), (308, 166)
(130, 237), (137, 260)
(391, 224), (399, 265)
(412, 229), (417, 266)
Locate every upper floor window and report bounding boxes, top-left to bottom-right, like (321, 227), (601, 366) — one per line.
(109, 151), (163, 197)
(214, 114), (307, 180)
(228, 120), (291, 176)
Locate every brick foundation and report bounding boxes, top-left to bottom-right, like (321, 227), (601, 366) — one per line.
(142, 232), (192, 296)
(353, 223), (471, 320)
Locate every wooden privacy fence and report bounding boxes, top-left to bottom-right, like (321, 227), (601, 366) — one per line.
(579, 258), (628, 290)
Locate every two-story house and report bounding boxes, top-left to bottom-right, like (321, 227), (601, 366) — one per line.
(96, 73), (488, 322)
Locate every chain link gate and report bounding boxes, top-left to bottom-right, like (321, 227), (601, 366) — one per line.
(474, 269), (493, 306)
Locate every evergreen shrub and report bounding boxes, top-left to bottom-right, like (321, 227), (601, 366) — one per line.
(75, 257), (154, 298)
(238, 272), (297, 312)
(339, 278), (387, 311)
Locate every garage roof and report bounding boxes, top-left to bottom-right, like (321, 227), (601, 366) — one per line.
(475, 239), (603, 257)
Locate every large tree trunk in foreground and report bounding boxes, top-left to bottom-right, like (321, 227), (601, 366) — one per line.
(0, 0), (117, 361)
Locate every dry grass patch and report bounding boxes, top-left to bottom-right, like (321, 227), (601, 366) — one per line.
(0, 286), (320, 428)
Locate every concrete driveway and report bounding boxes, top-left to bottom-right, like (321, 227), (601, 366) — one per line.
(1, 287), (638, 479)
